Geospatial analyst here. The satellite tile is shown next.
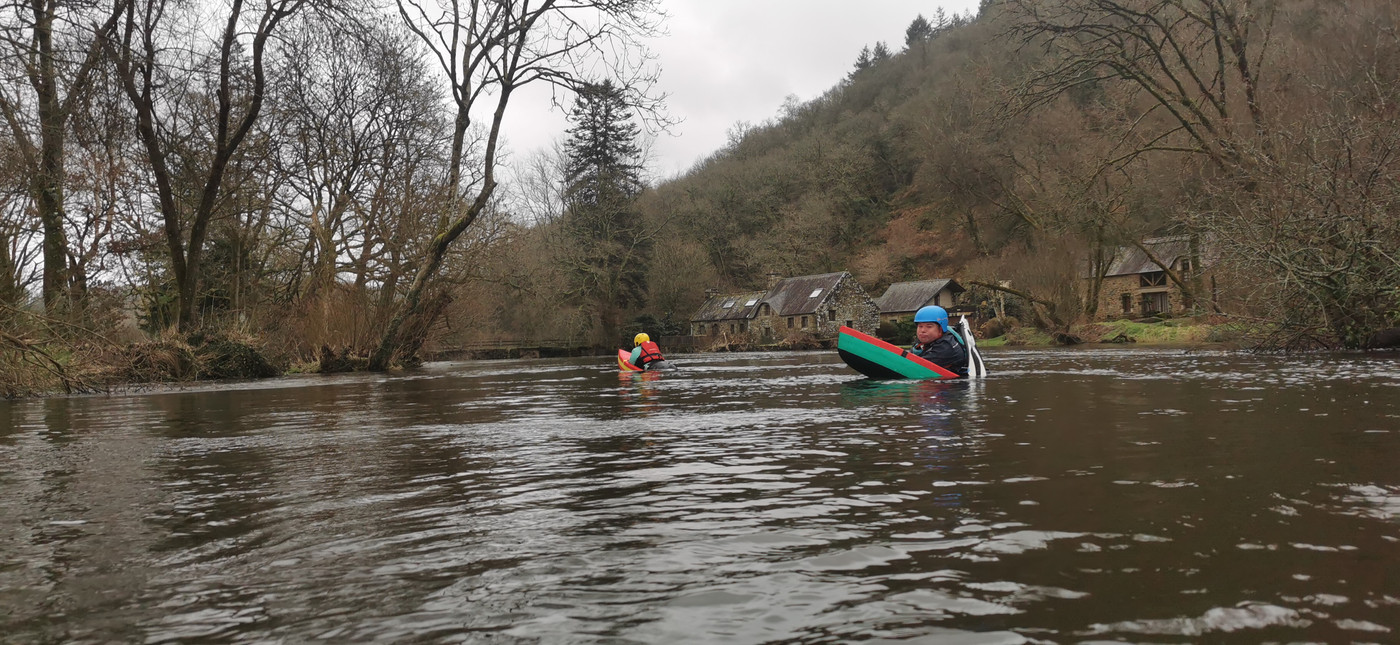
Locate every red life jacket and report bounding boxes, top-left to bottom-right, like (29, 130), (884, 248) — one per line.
(636, 340), (665, 367)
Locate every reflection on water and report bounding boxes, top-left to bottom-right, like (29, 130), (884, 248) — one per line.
(1, 348), (1398, 643)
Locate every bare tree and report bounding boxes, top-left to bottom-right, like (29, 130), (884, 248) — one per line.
(1001, 0), (1276, 313)
(0, 189), (39, 305)
(1194, 116), (1400, 349)
(510, 144), (568, 227)
(1006, 0), (1274, 172)
(369, 0), (666, 369)
(266, 15), (450, 350)
(1009, 0), (1399, 345)
(106, 0), (310, 330)
(0, 0), (127, 312)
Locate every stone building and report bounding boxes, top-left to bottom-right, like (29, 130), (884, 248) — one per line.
(1093, 236), (1215, 319)
(688, 271), (880, 342)
(872, 279), (966, 326)
(753, 272), (880, 340)
(689, 290), (766, 338)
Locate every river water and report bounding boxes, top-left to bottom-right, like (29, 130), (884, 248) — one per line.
(1, 348), (1398, 643)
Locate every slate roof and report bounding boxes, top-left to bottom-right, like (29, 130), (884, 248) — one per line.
(762, 272), (849, 316)
(873, 279), (965, 314)
(689, 291), (768, 323)
(1103, 236), (1215, 277)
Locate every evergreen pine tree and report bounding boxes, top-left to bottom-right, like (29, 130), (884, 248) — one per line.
(850, 45), (874, 78)
(905, 15), (933, 49)
(564, 80), (643, 207)
(560, 80), (650, 342)
(872, 41), (891, 62)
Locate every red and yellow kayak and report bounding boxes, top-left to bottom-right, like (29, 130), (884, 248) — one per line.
(617, 349), (644, 371)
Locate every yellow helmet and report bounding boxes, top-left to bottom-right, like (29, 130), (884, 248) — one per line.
(633, 332), (650, 346)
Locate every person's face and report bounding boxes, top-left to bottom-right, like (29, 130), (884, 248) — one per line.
(916, 322), (943, 344)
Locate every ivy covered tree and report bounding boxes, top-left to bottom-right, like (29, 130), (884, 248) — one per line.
(560, 79), (652, 344)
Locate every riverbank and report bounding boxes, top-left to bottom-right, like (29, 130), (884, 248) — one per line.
(978, 318), (1237, 348)
(0, 318), (1293, 400)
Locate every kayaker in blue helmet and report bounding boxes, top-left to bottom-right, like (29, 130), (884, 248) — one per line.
(910, 305), (968, 377)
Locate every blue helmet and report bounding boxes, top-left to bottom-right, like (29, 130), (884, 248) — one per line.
(914, 305), (951, 333)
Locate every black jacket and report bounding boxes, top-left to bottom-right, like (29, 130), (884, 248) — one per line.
(910, 333), (968, 377)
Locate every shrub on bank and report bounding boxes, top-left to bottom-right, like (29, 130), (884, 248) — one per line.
(1003, 327), (1055, 346)
(74, 331), (282, 385)
(89, 340), (198, 383)
(317, 345), (371, 372)
(190, 331), (282, 380)
(4, 326), (285, 398)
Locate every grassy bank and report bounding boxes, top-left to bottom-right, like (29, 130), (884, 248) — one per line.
(978, 319), (1237, 348)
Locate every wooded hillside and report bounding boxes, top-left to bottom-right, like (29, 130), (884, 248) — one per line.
(599, 0), (1399, 350)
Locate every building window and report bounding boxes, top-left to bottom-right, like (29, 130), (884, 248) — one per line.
(1121, 293), (1132, 313)
(760, 304), (770, 316)
(828, 308), (836, 323)
(934, 294), (941, 306)
(1140, 292), (1168, 315)
(729, 323), (736, 334)
(787, 317), (794, 329)
(740, 322), (747, 332)
(801, 316), (809, 329)
(1140, 271), (1167, 287)
(845, 320), (853, 328)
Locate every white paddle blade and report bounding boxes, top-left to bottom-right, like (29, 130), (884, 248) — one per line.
(959, 316), (987, 378)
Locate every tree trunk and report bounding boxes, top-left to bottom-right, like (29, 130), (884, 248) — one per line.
(369, 180), (496, 370)
(33, 1), (69, 313)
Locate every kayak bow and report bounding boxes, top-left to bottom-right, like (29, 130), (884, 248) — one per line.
(617, 349), (644, 372)
(837, 326), (959, 380)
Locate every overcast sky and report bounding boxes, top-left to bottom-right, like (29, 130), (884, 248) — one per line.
(498, 0), (983, 181)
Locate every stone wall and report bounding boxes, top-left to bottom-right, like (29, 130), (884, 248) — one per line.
(1093, 272), (1214, 320)
(1096, 275), (1147, 320)
(819, 277), (880, 334)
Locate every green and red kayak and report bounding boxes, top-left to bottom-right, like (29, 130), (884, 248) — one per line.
(837, 326), (961, 380)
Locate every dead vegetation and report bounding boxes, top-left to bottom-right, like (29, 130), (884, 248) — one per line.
(2, 305), (286, 398)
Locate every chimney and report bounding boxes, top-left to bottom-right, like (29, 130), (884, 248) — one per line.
(766, 271), (782, 289)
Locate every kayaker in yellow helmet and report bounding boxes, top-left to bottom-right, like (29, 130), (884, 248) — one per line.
(628, 333), (667, 370)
